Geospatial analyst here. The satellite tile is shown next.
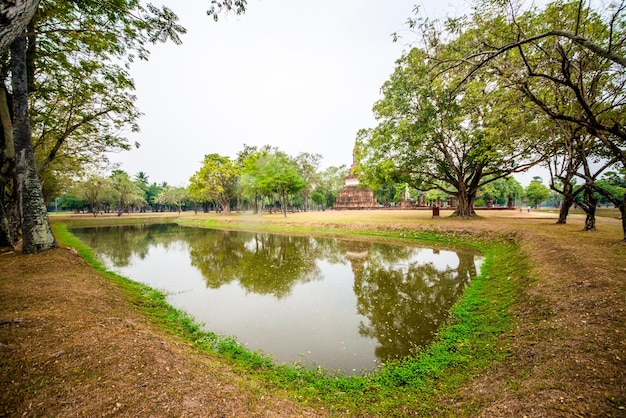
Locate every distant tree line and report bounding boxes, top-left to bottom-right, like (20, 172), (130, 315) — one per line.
(53, 146), (349, 217)
(55, 157), (623, 218)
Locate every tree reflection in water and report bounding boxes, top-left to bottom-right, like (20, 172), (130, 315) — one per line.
(71, 223), (483, 373)
(344, 240), (477, 360)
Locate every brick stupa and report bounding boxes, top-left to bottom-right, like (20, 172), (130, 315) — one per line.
(333, 147), (378, 210)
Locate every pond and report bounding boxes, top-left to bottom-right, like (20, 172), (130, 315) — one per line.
(70, 223), (484, 375)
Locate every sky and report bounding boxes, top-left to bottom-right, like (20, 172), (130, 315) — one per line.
(108, 0), (477, 187)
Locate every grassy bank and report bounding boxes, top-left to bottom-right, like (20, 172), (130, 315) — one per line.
(52, 212), (530, 416)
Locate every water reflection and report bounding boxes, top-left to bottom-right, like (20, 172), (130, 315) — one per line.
(70, 224), (483, 375)
(190, 231), (324, 297)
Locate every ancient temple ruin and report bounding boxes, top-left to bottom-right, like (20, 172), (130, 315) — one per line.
(332, 147), (378, 210)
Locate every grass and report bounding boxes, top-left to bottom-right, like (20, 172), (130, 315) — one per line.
(52, 214), (530, 416)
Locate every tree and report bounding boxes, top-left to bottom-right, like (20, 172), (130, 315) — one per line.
(207, 0), (247, 21)
(109, 170), (144, 216)
(310, 190), (326, 211)
(596, 170), (626, 207)
(447, 0), (626, 238)
(545, 124), (589, 223)
(75, 174), (111, 216)
(315, 165), (348, 209)
(0, 0), (39, 52)
(155, 186), (188, 213)
(0, 83), (16, 246)
(373, 182), (399, 207)
(145, 181), (166, 211)
(357, 46), (541, 217)
(478, 176), (524, 207)
(254, 151), (305, 217)
(237, 144), (265, 213)
(525, 177), (551, 209)
(24, 1), (185, 201)
(133, 172), (150, 212)
(295, 152), (322, 212)
(0, 0), (186, 250)
(11, 32), (55, 252)
(188, 154), (240, 215)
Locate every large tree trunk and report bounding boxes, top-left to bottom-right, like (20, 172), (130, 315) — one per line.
(303, 190), (309, 212)
(557, 194), (574, 224)
(0, 0), (39, 52)
(555, 179), (579, 225)
(582, 185), (597, 231)
(0, 195), (12, 247)
(280, 192), (288, 218)
(454, 185), (477, 217)
(219, 196), (231, 215)
(0, 84), (15, 246)
(11, 31), (55, 253)
(618, 193), (626, 242)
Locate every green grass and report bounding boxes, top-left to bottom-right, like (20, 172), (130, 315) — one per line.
(52, 217), (531, 416)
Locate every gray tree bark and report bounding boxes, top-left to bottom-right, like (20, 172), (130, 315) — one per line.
(0, 85), (15, 247)
(0, 0), (39, 52)
(11, 31), (55, 253)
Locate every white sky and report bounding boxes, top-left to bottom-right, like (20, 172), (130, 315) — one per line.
(108, 0), (475, 187)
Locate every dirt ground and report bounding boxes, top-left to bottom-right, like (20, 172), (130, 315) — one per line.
(0, 209), (624, 417)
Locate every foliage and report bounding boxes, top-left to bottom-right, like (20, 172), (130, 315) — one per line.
(357, 44), (540, 217)
(445, 0), (626, 235)
(310, 191), (326, 210)
(478, 176), (524, 207)
(592, 169), (626, 206)
(294, 152), (322, 211)
(109, 170), (145, 215)
(525, 177), (551, 208)
(314, 165), (348, 209)
(155, 186), (188, 213)
(74, 175), (113, 216)
(462, 0), (626, 163)
(256, 151), (306, 217)
(237, 147), (306, 217)
(0, 0), (186, 247)
(207, 0), (248, 21)
(18, 1), (186, 199)
(188, 154), (240, 214)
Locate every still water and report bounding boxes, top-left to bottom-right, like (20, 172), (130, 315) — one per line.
(70, 224), (483, 375)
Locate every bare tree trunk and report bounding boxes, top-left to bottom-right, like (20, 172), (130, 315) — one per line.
(0, 195), (12, 247)
(0, 84), (15, 246)
(11, 31), (55, 253)
(557, 194), (574, 224)
(280, 192), (288, 218)
(618, 193), (626, 242)
(220, 199), (231, 215)
(582, 185), (597, 231)
(0, 0), (39, 52)
(555, 177), (578, 224)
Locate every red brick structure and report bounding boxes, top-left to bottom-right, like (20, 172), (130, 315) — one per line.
(333, 148), (378, 210)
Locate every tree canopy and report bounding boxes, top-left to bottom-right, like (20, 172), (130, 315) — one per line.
(356, 0), (625, 237)
(438, 0), (626, 235)
(0, 0), (186, 250)
(356, 46), (541, 217)
(189, 153), (241, 215)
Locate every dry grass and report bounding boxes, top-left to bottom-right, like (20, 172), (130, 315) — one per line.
(1, 209), (625, 416)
